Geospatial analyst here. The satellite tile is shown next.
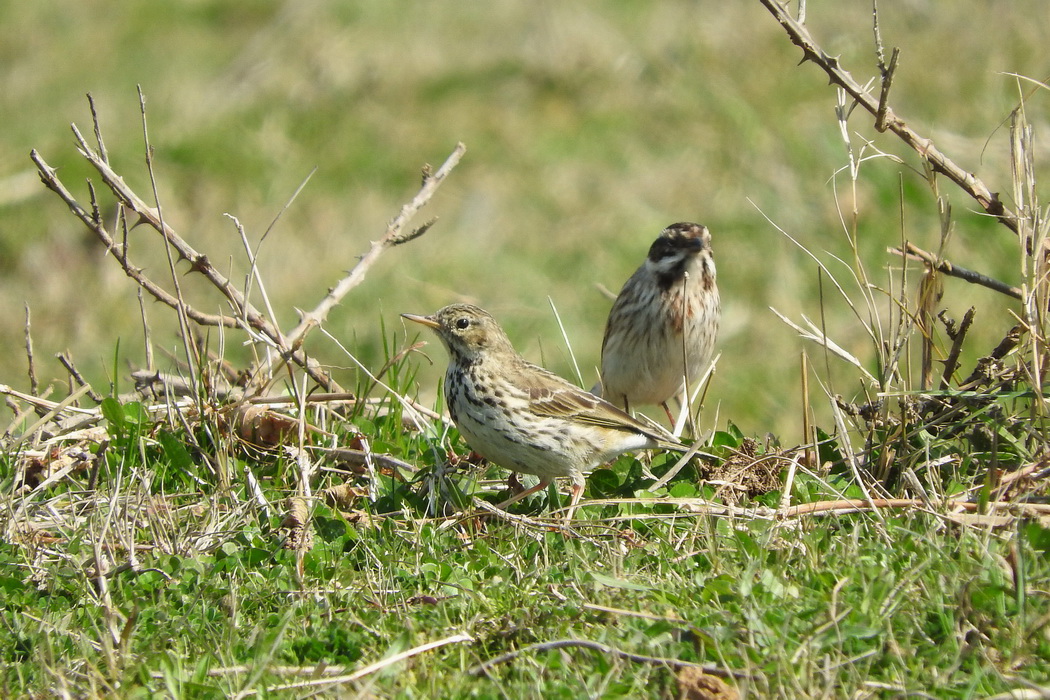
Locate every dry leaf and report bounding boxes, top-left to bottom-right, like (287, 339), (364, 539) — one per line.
(677, 667), (738, 700)
(230, 404), (300, 446)
(323, 483), (368, 510)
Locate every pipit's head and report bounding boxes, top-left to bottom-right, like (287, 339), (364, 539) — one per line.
(401, 303), (515, 362)
(644, 222), (712, 284)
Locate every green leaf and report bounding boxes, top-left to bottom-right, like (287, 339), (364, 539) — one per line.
(710, 429), (741, 450)
(157, 430), (194, 471)
(101, 397), (126, 435)
(587, 468), (620, 498)
(122, 401), (148, 427)
(668, 481), (698, 498)
(734, 529), (760, 558)
(315, 515), (348, 542)
(1025, 522), (1050, 558)
(816, 428), (846, 472)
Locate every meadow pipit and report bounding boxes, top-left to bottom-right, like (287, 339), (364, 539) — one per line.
(403, 303), (681, 519)
(596, 222), (720, 423)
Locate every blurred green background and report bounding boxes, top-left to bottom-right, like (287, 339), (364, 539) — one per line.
(1, 1), (1046, 438)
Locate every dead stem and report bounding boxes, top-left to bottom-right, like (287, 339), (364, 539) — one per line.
(759, 0), (1016, 233)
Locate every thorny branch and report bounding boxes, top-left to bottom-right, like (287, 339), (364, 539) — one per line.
(891, 242), (1023, 300)
(32, 138), (333, 392)
(759, 0), (1017, 233)
(30, 149), (241, 331)
(264, 142), (466, 371)
(28, 98), (464, 398)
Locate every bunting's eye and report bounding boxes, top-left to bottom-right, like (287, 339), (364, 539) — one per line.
(455, 317), (470, 330)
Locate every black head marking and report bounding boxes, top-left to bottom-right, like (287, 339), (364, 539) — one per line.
(645, 222), (711, 289)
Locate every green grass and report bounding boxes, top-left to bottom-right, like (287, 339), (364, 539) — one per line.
(3, 1), (1050, 697)
(3, 318), (1050, 696)
(3, 399), (1048, 697)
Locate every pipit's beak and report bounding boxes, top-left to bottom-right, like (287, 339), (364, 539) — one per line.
(401, 313), (440, 329)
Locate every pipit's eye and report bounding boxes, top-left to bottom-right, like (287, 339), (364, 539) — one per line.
(455, 317), (470, 330)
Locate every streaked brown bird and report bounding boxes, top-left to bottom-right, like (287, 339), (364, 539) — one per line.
(596, 222), (720, 423)
(403, 303), (681, 519)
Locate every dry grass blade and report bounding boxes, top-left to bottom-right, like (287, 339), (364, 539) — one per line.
(245, 633), (474, 695)
(769, 308), (878, 384)
(4, 384), (95, 449)
(467, 638), (752, 680)
(1010, 103), (1050, 416)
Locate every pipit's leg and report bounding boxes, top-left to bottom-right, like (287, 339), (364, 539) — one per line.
(496, 477), (551, 510)
(563, 481), (585, 521)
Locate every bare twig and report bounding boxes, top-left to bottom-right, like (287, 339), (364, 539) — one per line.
(875, 47), (900, 133)
(871, 2), (900, 133)
(759, 0), (1016, 232)
(56, 352), (102, 403)
(31, 98), (463, 409)
(939, 307), (975, 389)
(3, 400), (35, 439)
(30, 130), (336, 391)
(871, 1), (885, 68)
(891, 242), (1022, 299)
(959, 324), (1024, 389)
(318, 448), (420, 477)
(138, 288), (155, 373)
(245, 391), (444, 422)
(779, 497), (1050, 518)
(24, 304), (37, 396)
(70, 125), (252, 323)
(0, 384), (97, 417)
(69, 120), (280, 339)
(465, 496), (567, 535)
(137, 86), (201, 391)
(30, 150), (240, 330)
(467, 639), (752, 680)
(131, 369), (234, 402)
(86, 93), (108, 164)
(280, 143), (466, 350)
(5, 383), (94, 449)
